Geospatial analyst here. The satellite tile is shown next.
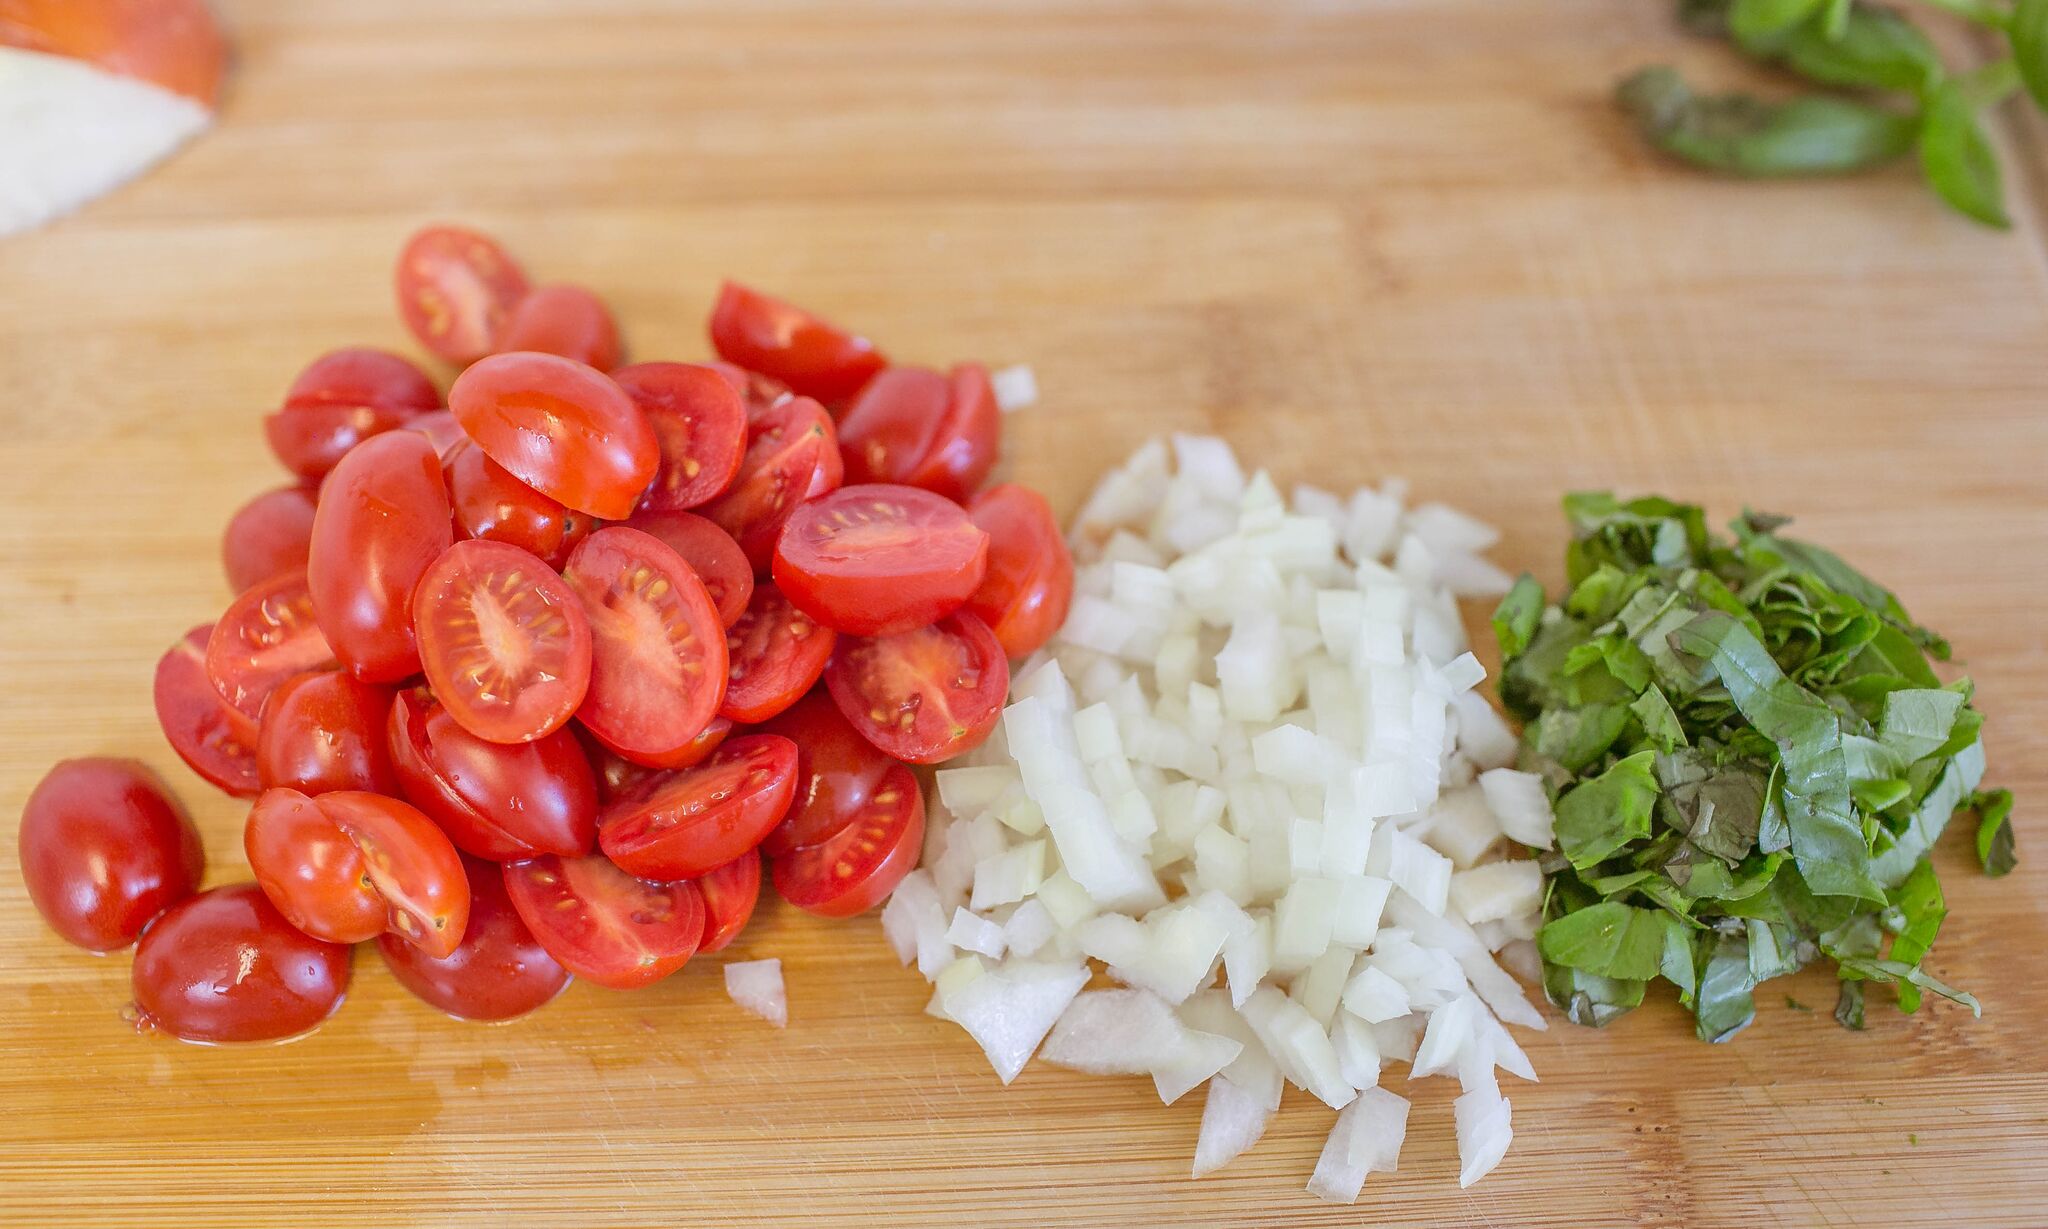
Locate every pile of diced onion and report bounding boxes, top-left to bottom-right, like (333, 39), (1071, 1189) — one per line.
(881, 435), (1560, 1200)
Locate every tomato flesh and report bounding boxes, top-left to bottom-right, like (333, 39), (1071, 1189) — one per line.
(395, 225), (532, 365)
(413, 538), (593, 744)
(255, 670), (398, 796)
(836, 364), (999, 503)
(502, 854), (704, 990)
(700, 395), (838, 573)
(720, 582), (835, 724)
(155, 624), (261, 798)
(707, 361), (792, 426)
(448, 352), (657, 520)
(772, 484), (989, 636)
(626, 509), (754, 628)
(708, 281), (885, 403)
(379, 855), (570, 1021)
(206, 569), (336, 737)
(494, 283), (621, 370)
(245, 788), (471, 957)
(965, 482), (1075, 659)
(388, 688), (597, 860)
(19, 758), (204, 951)
(132, 883), (352, 1044)
(222, 483), (319, 593)
(614, 362), (749, 513)
(825, 611), (1008, 764)
(755, 689), (898, 857)
(598, 734), (798, 880)
(771, 762), (925, 918)
(445, 438), (587, 568)
(694, 850), (761, 954)
(307, 429), (454, 682)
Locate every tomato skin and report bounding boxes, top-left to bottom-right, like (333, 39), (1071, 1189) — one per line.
(700, 395), (838, 573)
(825, 611), (1009, 764)
(448, 352), (657, 520)
(706, 361), (792, 426)
(405, 409), (468, 459)
(387, 688), (598, 860)
(708, 281), (886, 404)
(19, 759), (204, 952)
(222, 484), (319, 594)
(412, 538), (593, 744)
(755, 690), (898, 857)
(964, 483), (1074, 660)
(494, 283), (621, 370)
(625, 509), (754, 628)
(444, 439), (584, 567)
(265, 403), (414, 483)
(265, 348), (440, 480)
(598, 735), (798, 880)
(719, 582), (835, 724)
(307, 430), (454, 683)
(132, 884), (352, 1044)
(245, 788), (471, 956)
(502, 855), (704, 990)
(378, 855), (570, 1021)
(256, 671), (398, 796)
(614, 363), (749, 513)
(564, 527), (729, 766)
(155, 624), (261, 798)
(206, 569), (337, 737)
(395, 225), (532, 365)
(582, 716), (731, 789)
(694, 850), (761, 954)
(771, 484), (989, 637)
(836, 364), (1000, 503)
(771, 762), (925, 918)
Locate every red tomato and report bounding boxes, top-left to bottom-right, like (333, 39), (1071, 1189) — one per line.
(307, 430), (454, 682)
(132, 883), (352, 1044)
(444, 439), (590, 567)
(502, 854), (704, 990)
(245, 788), (471, 957)
(836, 364), (999, 503)
(378, 855), (570, 1021)
(405, 409), (468, 459)
(598, 735), (798, 881)
(154, 624), (261, 798)
(494, 283), (621, 370)
(755, 690), (897, 857)
(771, 484), (989, 636)
(448, 352), (657, 520)
(965, 483), (1075, 659)
(18, 759), (203, 951)
(720, 582), (835, 724)
(825, 611), (1008, 763)
(206, 569), (336, 737)
(256, 670), (398, 795)
(413, 538), (593, 744)
(264, 348), (440, 480)
(395, 224), (532, 365)
(771, 762), (924, 918)
(700, 395), (838, 572)
(222, 483), (319, 593)
(625, 509), (754, 628)
(708, 281), (886, 404)
(707, 361), (792, 425)
(563, 527), (728, 766)
(613, 362), (748, 512)
(388, 688), (597, 860)
(581, 716), (731, 790)
(265, 403), (415, 483)
(694, 850), (761, 954)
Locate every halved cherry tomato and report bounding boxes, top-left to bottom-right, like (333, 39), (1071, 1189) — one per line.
(625, 509), (754, 627)
(581, 717), (732, 789)
(771, 762), (924, 918)
(448, 352), (657, 520)
(256, 670), (398, 796)
(700, 395), (837, 572)
(756, 689), (898, 857)
(132, 883), (351, 1044)
(206, 569), (336, 737)
(598, 734), (797, 881)
(405, 409), (468, 459)
(772, 484), (989, 636)
(266, 403), (417, 483)
(965, 482), (1074, 659)
(307, 430), (454, 682)
(263, 348), (440, 480)
(825, 611), (1008, 763)
(222, 483), (319, 594)
(444, 439), (587, 569)
(494, 283), (621, 370)
(836, 364), (999, 503)
(395, 224), (531, 365)
(613, 362), (747, 512)
(245, 788), (471, 957)
(19, 758), (203, 951)
(502, 854), (704, 990)
(563, 527), (728, 766)
(720, 582), (835, 724)
(707, 361), (792, 426)
(155, 624), (261, 798)
(708, 281), (886, 404)
(413, 539), (593, 744)
(378, 855), (570, 1022)
(694, 850), (761, 954)
(388, 688), (597, 860)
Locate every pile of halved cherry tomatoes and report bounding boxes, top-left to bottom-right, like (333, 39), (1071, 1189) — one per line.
(16, 224), (1074, 1044)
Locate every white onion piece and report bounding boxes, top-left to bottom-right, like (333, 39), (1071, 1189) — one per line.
(1193, 1075), (1274, 1178)
(723, 959), (787, 1028)
(990, 364), (1038, 412)
(1479, 767), (1557, 849)
(1307, 1087), (1410, 1204)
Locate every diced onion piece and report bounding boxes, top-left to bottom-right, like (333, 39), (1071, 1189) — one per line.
(944, 961), (1091, 1085)
(946, 908), (1008, 960)
(1152, 1029), (1245, 1105)
(1003, 899), (1058, 959)
(1193, 1075), (1274, 1179)
(1478, 767), (1556, 850)
(990, 364), (1038, 412)
(1307, 1087), (1410, 1204)
(1420, 785), (1504, 869)
(1454, 1083), (1513, 1188)
(1447, 860), (1543, 928)
(723, 959), (787, 1028)
(1041, 988), (1185, 1075)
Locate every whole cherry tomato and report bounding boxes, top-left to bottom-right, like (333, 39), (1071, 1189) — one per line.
(387, 688), (598, 860)
(825, 611), (1009, 763)
(255, 670), (398, 795)
(614, 362), (748, 513)
(378, 855), (570, 1021)
(19, 759), (203, 951)
(771, 484), (988, 636)
(155, 624), (261, 798)
(132, 883), (352, 1044)
(964, 482), (1075, 659)
(245, 788), (470, 956)
(598, 735), (798, 881)
(448, 352), (657, 520)
(503, 854), (704, 991)
(494, 283), (621, 370)
(306, 430), (454, 682)
(222, 483), (319, 593)
(835, 364), (999, 503)
(708, 281), (885, 404)
(413, 538), (593, 744)
(395, 224), (531, 365)
(755, 689), (898, 857)
(771, 763), (924, 918)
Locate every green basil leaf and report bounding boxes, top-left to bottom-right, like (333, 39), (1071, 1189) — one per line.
(1729, 0), (1828, 50)
(1539, 900), (1670, 979)
(1542, 962), (1647, 1028)
(2016, 0), (2048, 112)
(1554, 750), (1662, 869)
(1884, 858), (1946, 1012)
(1620, 67), (1916, 177)
(1836, 955), (1981, 1015)
(1835, 979), (1867, 1029)
(1917, 80), (2011, 227)
(1631, 685), (1690, 752)
(1695, 930), (1759, 1042)
(1494, 574), (1545, 660)
(1779, 3), (1945, 94)
(1972, 788), (2018, 877)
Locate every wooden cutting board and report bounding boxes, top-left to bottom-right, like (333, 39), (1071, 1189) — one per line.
(3, 2), (2045, 1224)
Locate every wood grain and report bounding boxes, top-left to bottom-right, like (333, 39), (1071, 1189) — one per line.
(3, 1), (2046, 1225)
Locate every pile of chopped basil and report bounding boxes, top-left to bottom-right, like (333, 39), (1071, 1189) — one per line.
(1494, 494), (2015, 1042)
